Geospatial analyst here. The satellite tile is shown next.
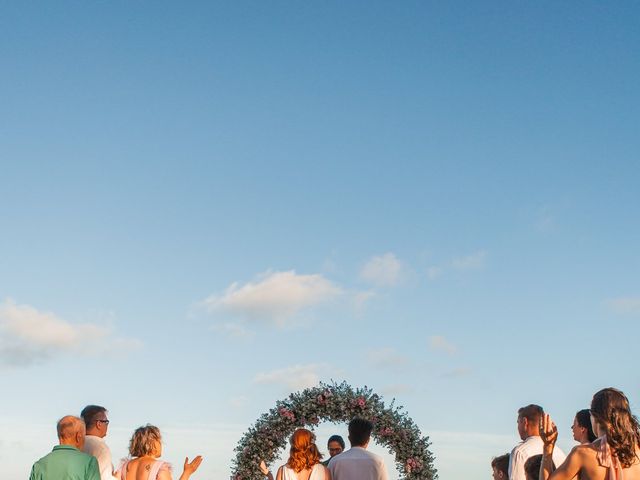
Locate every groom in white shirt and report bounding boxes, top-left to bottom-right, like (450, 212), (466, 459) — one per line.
(329, 418), (389, 480)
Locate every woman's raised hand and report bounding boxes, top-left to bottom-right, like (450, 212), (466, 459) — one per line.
(183, 456), (203, 475)
(259, 461), (269, 476)
(539, 413), (558, 449)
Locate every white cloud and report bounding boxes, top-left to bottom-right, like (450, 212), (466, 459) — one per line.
(367, 347), (409, 370)
(428, 335), (458, 355)
(360, 253), (402, 287)
(202, 270), (342, 327)
(605, 297), (640, 315)
(451, 250), (487, 270)
(253, 363), (328, 390)
(0, 299), (140, 367)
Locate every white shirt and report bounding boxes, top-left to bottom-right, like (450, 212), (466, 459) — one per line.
(329, 446), (389, 480)
(83, 435), (117, 480)
(508, 436), (566, 480)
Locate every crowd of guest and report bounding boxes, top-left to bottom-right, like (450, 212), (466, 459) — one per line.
(29, 387), (640, 480)
(28, 406), (388, 480)
(491, 387), (640, 480)
(28, 405), (202, 480)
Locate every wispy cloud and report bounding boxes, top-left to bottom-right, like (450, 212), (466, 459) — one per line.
(253, 363), (329, 390)
(428, 335), (458, 355)
(0, 298), (140, 367)
(353, 290), (376, 314)
(451, 250), (487, 270)
(367, 347), (409, 370)
(202, 270), (342, 327)
(605, 297), (640, 315)
(360, 253), (403, 287)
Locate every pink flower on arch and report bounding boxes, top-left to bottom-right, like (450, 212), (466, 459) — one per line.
(278, 407), (295, 422)
(406, 457), (422, 473)
(351, 396), (366, 409)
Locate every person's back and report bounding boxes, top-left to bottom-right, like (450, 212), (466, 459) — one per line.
(117, 425), (201, 480)
(120, 458), (171, 480)
(279, 463), (325, 480)
(328, 418), (387, 480)
(329, 448), (386, 480)
(31, 446), (100, 480)
(561, 441), (640, 480)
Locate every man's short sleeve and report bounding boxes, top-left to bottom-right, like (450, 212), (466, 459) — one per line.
(508, 446), (526, 480)
(29, 463), (41, 480)
(87, 456), (101, 480)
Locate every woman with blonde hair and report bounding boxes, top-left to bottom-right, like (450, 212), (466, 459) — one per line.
(540, 388), (640, 480)
(116, 425), (203, 480)
(260, 429), (330, 480)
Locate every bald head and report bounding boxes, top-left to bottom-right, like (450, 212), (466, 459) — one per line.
(57, 416), (86, 449)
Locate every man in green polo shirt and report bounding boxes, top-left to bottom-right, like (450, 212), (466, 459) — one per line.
(29, 415), (101, 480)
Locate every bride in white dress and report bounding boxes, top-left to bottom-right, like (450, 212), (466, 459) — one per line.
(260, 429), (331, 480)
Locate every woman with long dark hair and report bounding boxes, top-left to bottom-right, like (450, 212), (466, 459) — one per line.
(571, 409), (597, 445)
(540, 388), (640, 480)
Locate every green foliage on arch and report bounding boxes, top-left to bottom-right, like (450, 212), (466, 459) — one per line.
(232, 382), (437, 479)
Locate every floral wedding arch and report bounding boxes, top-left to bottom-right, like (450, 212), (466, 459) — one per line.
(231, 382), (437, 479)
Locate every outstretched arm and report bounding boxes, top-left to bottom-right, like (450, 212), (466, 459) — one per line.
(259, 461), (274, 480)
(178, 456), (203, 480)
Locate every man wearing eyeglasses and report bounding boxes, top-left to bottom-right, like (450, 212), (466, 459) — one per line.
(81, 405), (117, 480)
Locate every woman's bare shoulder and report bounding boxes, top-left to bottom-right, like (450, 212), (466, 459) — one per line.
(569, 442), (599, 459)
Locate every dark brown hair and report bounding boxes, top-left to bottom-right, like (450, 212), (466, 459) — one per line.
(591, 388), (640, 468)
(524, 455), (552, 480)
(518, 404), (544, 424)
(80, 405), (107, 427)
(575, 408), (597, 443)
(348, 418), (373, 446)
(491, 453), (509, 476)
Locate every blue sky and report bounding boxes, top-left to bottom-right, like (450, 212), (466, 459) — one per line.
(1, 1), (639, 479)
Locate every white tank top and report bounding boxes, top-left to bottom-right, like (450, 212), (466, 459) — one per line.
(281, 464), (324, 480)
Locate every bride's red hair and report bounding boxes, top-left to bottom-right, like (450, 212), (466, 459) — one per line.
(286, 429), (323, 472)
